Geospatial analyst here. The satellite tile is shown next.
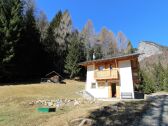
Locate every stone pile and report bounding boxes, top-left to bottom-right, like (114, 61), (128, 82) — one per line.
(29, 98), (95, 108)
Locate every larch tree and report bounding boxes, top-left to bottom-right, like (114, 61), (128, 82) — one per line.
(37, 11), (49, 42)
(98, 27), (109, 56)
(81, 19), (96, 60)
(98, 28), (118, 57)
(108, 31), (118, 55)
(116, 31), (128, 54)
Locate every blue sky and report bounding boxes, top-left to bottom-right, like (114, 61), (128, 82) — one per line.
(36, 0), (168, 48)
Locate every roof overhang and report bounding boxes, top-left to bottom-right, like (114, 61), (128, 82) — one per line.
(79, 53), (141, 66)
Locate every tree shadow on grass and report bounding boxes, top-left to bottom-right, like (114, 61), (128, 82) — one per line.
(88, 100), (151, 126)
(0, 79), (41, 86)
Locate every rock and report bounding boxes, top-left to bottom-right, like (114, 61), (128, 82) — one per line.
(29, 101), (34, 105)
(56, 103), (61, 108)
(47, 80), (51, 83)
(36, 100), (40, 104)
(32, 98), (83, 108)
(44, 101), (48, 106)
(48, 102), (54, 106)
(74, 100), (80, 106)
(138, 41), (163, 61)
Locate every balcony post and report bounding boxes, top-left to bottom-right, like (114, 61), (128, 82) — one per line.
(115, 59), (117, 68)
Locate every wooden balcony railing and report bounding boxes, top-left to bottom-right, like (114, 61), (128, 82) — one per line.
(95, 68), (119, 79)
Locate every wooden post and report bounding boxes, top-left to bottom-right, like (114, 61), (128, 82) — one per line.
(108, 82), (112, 98)
(115, 59), (117, 68)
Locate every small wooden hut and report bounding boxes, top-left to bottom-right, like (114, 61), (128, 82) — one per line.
(45, 71), (63, 83)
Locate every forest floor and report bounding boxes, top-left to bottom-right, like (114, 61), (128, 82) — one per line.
(0, 80), (167, 126)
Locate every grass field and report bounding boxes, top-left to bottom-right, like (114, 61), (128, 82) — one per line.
(0, 80), (149, 126)
(0, 80), (86, 126)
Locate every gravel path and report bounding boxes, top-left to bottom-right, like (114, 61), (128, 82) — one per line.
(135, 95), (168, 126)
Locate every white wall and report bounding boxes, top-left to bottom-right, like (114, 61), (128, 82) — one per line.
(119, 60), (134, 98)
(87, 82), (109, 98)
(86, 65), (96, 90)
(86, 65), (109, 98)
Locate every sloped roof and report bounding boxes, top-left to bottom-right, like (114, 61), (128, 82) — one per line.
(79, 53), (140, 66)
(45, 71), (63, 79)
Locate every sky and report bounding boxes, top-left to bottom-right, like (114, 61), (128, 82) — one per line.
(35, 0), (168, 48)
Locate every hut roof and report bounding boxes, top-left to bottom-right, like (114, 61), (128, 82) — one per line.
(45, 71), (63, 79)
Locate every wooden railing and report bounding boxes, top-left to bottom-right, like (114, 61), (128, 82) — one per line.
(95, 68), (119, 79)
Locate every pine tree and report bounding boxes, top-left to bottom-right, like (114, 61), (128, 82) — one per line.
(126, 40), (134, 54)
(92, 44), (103, 59)
(43, 11), (63, 72)
(163, 65), (168, 91)
(139, 70), (155, 94)
(0, 0), (23, 81)
(15, 2), (44, 79)
(64, 31), (83, 79)
(44, 10), (72, 74)
(152, 61), (165, 91)
(54, 10), (72, 74)
(44, 11), (62, 55)
(0, 0), (23, 63)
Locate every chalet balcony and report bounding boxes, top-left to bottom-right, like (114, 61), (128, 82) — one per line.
(95, 68), (119, 80)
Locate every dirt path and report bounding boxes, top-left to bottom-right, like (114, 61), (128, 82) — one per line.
(134, 95), (168, 126)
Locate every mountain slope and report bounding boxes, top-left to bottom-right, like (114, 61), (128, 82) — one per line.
(138, 41), (168, 69)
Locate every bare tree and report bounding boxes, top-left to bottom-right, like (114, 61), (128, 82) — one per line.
(116, 31), (128, 54)
(81, 19), (96, 60)
(37, 11), (49, 42)
(98, 27), (118, 57)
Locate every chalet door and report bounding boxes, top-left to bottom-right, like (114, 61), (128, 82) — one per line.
(108, 83), (116, 98)
(112, 83), (116, 97)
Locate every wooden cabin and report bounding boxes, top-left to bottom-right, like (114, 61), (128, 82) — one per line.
(79, 53), (140, 99)
(45, 71), (62, 83)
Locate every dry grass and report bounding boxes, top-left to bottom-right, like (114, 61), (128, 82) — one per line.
(0, 80), (147, 126)
(0, 80), (84, 98)
(0, 80), (85, 126)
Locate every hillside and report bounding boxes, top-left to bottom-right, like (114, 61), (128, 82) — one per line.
(138, 41), (168, 69)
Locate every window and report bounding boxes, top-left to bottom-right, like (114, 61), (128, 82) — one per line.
(98, 66), (104, 71)
(91, 83), (96, 88)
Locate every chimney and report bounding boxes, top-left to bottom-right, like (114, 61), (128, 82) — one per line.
(93, 51), (95, 60)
